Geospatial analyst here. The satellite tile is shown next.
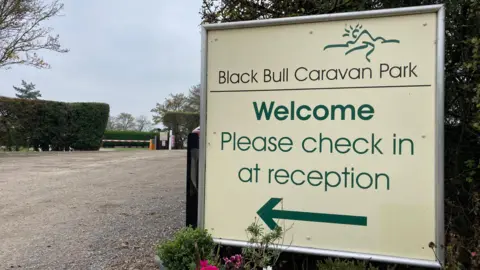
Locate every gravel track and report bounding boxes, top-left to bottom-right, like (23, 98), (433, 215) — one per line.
(0, 150), (186, 270)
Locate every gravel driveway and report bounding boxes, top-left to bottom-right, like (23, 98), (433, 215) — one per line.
(0, 150), (186, 270)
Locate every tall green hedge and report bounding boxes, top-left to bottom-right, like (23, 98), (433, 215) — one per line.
(102, 130), (158, 147)
(69, 103), (110, 150)
(0, 96), (109, 151)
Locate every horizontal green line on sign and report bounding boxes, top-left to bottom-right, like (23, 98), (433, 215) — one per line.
(210, 84), (432, 93)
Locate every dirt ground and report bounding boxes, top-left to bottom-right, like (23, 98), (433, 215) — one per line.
(0, 150), (186, 270)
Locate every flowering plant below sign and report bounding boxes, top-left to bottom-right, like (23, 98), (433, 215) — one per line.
(199, 260), (219, 270)
(223, 254), (243, 269)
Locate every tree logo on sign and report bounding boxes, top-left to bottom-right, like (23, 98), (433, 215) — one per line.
(323, 24), (400, 62)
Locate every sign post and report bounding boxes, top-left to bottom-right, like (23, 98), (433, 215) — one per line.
(159, 131), (169, 149)
(198, 5), (445, 268)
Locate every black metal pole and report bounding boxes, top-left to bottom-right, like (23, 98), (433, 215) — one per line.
(186, 132), (199, 228)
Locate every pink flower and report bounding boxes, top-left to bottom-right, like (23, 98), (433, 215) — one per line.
(222, 254), (243, 269)
(200, 260), (219, 270)
(472, 252), (477, 257)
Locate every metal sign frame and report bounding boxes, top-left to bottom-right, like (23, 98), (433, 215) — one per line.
(198, 4), (445, 268)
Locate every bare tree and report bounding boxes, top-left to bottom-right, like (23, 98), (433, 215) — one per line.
(115, 113), (136, 131)
(186, 84), (200, 112)
(106, 115), (117, 130)
(135, 115), (152, 132)
(0, 0), (69, 70)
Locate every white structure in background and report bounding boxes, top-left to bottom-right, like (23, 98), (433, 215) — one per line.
(168, 130), (173, 150)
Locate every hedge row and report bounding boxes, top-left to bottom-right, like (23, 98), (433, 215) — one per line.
(102, 130), (158, 147)
(0, 96), (109, 151)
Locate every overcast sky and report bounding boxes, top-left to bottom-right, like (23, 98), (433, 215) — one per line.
(0, 0), (202, 124)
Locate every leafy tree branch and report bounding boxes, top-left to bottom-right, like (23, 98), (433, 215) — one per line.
(0, 0), (68, 70)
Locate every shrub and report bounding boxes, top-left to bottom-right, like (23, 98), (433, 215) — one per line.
(69, 102), (109, 150)
(241, 220), (285, 269)
(156, 226), (215, 270)
(156, 222), (386, 270)
(103, 130), (157, 140)
(0, 97), (39, 150)
(0, 96), (109, 151)
(102, 130), (158, 147)
(34, 100), (70, 151)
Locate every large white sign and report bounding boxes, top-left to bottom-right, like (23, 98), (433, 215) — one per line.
(198, 5), (445, 268)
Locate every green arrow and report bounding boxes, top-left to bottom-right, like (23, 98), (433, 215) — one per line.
(257, 198), (368, 230)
